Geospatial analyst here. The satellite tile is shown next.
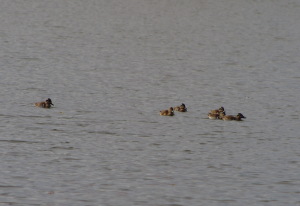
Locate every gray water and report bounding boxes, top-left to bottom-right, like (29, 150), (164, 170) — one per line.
(1, 0), (300, 205)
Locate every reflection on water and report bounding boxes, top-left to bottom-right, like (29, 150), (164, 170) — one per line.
(1, 0), (300, 205)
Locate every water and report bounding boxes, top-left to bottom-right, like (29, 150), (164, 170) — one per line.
(1, 0), (300, 205)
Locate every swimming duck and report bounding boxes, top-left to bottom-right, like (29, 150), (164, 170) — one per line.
(207, 111), (226, 120)
(207, 113), (219, 119)
(159, 107), (174, 116)
(218, 111), (226, 120)
(209, 106), (225, 114)
(174, 103), (187, 112)
(222, 113), (246, 121)
(35, 98), (54, 108)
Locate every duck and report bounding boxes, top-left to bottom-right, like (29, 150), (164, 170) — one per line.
(218, 111), (226, 120)
(174, 103), (187, 112)
(207, 111), (226, 120)
(35, 98), (54, 108)
(222, 113), (246, 121)
(207, 113), (219, 119)
(159, 107), (174, 116)
(209, 106), (225, 114)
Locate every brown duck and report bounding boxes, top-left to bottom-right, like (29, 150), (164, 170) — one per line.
(222, 113), (246, 121)
(174, 103), (187, 112)
(159, 107), (174, 116)
(35, 98), (54, 108)
(209, 106), (225, 114)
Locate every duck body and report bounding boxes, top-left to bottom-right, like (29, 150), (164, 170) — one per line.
(223, 113), (246, 121)
(207, 111), (226, 120)
(160, 107), (174, 116)
(218, 111), (226, 120)
(177, 108), (187, 112)
(207, 113), (219, 119)
(174, 103), (187, 112)
(209, 106), (225, 114)
(35, 98), (54, 108)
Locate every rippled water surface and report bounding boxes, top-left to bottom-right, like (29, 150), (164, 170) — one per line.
(1, 0), (300, 205)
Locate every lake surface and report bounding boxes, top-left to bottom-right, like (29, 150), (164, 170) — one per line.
(1, 0), (300, 205)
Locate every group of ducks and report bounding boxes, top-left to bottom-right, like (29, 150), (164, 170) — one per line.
(159, 103), (187, 116)
(36, 99), (246, 121)
(159, 104), (246, 121)
(207, 106), (246, 121)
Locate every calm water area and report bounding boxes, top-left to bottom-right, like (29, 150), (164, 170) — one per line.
(1, 0), (300, 205)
